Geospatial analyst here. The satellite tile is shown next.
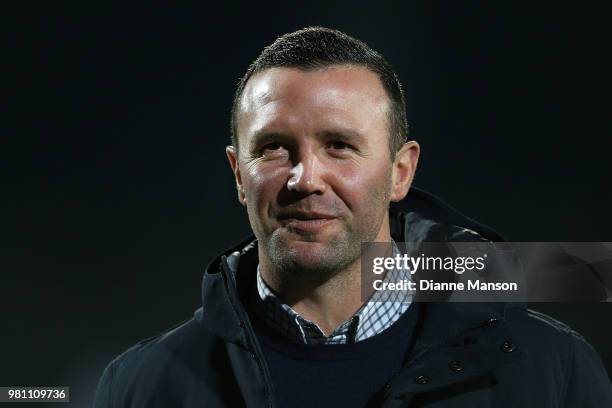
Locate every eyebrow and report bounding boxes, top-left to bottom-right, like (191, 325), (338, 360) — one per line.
(248, 131), (294, 151)
(317, 129), (365, 143)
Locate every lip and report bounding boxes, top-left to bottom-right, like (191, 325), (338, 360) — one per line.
(278, 215), (338, 233)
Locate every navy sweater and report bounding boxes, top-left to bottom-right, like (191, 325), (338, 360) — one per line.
(252, 303), (420, 408)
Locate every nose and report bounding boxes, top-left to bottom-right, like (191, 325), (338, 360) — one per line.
(287, 150), (327, 195)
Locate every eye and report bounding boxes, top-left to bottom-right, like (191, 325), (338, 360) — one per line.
(327, 140), (352, 150)
(259, 142), (289, 158)
(263, 142), (283, 151)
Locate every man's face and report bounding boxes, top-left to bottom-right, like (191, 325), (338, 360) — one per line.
(228, 65), (411, 276)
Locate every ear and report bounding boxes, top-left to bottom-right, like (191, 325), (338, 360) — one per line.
(390, 141), (420, 202)
(226, 146), (247, 206)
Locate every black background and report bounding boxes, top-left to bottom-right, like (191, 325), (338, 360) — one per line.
(3, 2), (611, 407)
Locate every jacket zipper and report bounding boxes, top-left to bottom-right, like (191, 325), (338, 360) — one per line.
(221, 258), (276, 408)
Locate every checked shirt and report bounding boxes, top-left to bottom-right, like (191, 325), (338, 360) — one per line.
(252, 241), (414, 345)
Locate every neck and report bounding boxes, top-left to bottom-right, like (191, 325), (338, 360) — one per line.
(258, 222), (393, 336)
(268, 259), (364, 336)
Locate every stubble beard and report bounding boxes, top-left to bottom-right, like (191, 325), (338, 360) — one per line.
(265, 220), (360, 281)
(254, 174), (393, 284)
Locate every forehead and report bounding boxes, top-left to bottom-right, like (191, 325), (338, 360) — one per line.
(236, 65), (390, 142)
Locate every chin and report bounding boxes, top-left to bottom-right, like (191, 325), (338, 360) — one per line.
(280, 256), (344, 278)
(267, 234), (357, 277)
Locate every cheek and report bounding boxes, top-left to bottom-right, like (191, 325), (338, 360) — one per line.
(332, 163), (391, 212)
(242, 163), (290, 210)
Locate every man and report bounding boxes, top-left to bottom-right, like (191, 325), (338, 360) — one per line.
(94, 27), (612, 407)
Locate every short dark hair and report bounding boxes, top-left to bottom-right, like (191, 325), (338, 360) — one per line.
(230, 27), (408, 159)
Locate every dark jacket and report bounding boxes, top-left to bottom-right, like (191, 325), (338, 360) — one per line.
(94, 187), (612, 407)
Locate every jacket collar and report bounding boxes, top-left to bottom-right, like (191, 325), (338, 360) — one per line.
(194, 236), (259, 345)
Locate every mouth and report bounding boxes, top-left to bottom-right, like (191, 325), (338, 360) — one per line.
(277, 211), (339, 233)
